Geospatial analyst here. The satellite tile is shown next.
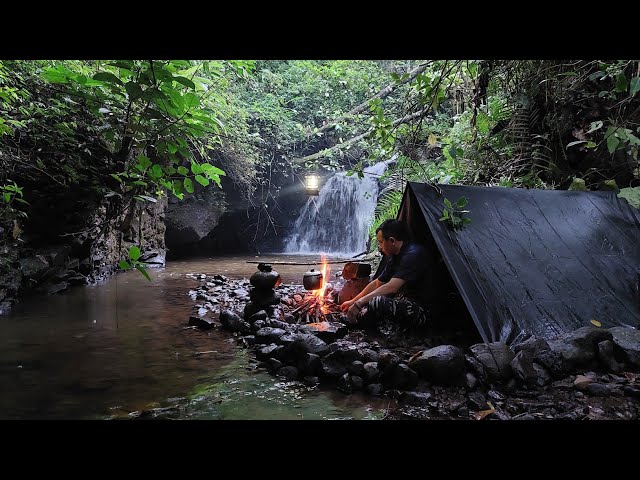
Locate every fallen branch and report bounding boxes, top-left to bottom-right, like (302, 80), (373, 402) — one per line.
(293, 107), (433, 164)
(312, 62), (431, 138)
(245, 260), (353, 265)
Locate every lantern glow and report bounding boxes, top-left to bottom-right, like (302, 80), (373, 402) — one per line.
(305, 174), (320, 195)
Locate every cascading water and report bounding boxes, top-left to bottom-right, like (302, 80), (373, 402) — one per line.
(283, 160), (393, 256)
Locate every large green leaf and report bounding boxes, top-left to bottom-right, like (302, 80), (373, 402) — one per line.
(136, 155), (152, 170)
(200, 163), (226, 176)
(108, 60), (135, 70)
(135, 264), (152, 282)
(151, 164), (163, 179)
(174, 76), (196, 90)
(618, 187), (640, 209)
(129, 245), (141, 261)
(607, 134), (620, 154)
(124, 81), (143, 100)
(190, 162), (203, 175)
(118, 260), (131, 270)
(615, 73), (629, 93)
(93, 72), (124, 86)
(41, 66), (74, 84)
(195, 174), (209, 187)
(183, 92), (200, 110)
(183, 177), (194, 193)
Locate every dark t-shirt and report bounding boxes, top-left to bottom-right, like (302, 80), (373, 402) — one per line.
(376, 241), (429, 305)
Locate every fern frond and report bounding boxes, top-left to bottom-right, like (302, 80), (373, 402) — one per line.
(368, 188), (404, 251)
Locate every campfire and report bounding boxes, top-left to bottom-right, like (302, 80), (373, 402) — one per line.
(288, 256), (343, 324)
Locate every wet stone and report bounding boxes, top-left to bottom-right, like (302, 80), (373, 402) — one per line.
(363, 362), (381, 382)
(585, 383), (610, 397)
(303, 376), (320, 387)
(366, 384), (384, 396)
(188, 315), (215, 330)
(277, 366), (299, 380)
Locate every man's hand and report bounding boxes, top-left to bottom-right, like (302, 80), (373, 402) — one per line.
(340, 299), (356, 312)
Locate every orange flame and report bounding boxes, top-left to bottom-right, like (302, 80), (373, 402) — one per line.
(311, 255), (331, 313)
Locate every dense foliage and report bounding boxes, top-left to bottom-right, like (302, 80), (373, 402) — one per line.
(2, 59), (638, 258)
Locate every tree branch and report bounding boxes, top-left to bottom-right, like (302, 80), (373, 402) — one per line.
(311, 61), (431, 138)
(293, 108), (433, 164)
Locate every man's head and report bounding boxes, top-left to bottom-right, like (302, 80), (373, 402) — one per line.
(376, 219), (409, 256)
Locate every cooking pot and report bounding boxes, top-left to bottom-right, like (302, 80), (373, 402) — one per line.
(250, 263), (282, 289)
(303, 268), (323, 291)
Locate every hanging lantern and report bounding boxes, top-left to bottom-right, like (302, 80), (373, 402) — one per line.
(305, 174), (320, 196)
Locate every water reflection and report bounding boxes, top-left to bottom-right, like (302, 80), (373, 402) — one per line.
(0, 255), (387, 420)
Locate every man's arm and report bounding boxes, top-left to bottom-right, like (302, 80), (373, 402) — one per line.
(340, 278), (381, 310)
(355, 277), (405, 307)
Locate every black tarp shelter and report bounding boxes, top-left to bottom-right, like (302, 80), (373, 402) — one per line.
(398, 182), (640, 345)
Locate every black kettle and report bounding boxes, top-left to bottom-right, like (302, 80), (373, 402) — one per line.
(303, 268), (323, 291)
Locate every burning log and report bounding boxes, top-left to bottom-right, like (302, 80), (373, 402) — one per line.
(281, 254), (346, 325)
(286, 294), (343, 324)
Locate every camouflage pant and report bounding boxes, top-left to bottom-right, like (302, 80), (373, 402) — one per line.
(359, 295), (428, 329)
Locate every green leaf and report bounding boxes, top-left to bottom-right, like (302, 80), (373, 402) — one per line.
(195, 174), (209, 187)
(109, 173), (122, 183)
(41, 66), (73, 84)
(183, 92), (200, 110)
(200, 163), (225, 176)
(607, 135), (620, 154)
(109, 60), (135, 70)
(167, 142), (178, 154)
(151, 164), (163, 178)
(615, 73), (629, 93)
(129, 246), (141, 261)
(173, 76), (196, 90)
(444, 198), (452, 209)
(618, 187), (640, 209)
(135, 264), (152, 282)
(3, 192), (11, 203)
(184, 177), (194, 193)
(630, 77), (640, 97)
(190, 162), (203, 175)
(124, 81), (143, 100)
(209, 174), (221, 188)
(136, 155), (152, 170)
(177, 166), (189, 175)
(456, 196), (468, 208)
(627, 133), (640, 146)
(568, 177), (588, 191)
(118, 260), (131, 270)
(93, 72), (124, 86)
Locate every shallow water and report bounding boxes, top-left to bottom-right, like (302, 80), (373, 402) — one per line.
(0, 255), (388, 420)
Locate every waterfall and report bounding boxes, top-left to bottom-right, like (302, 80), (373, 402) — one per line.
(283, 160), (393, 256)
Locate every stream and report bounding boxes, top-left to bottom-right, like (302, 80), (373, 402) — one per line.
(0, 255), (389, 419)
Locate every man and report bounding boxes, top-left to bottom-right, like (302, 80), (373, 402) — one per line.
(340, 219), (428, 328)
